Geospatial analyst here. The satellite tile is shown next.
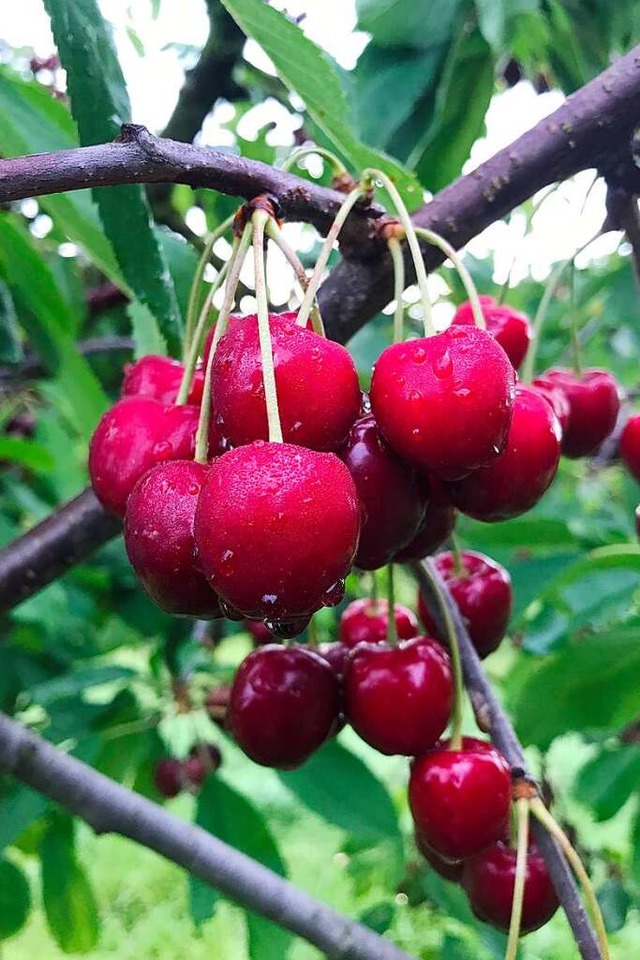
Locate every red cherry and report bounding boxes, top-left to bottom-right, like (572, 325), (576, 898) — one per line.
(344, 637), (453, 756)
(462, 839), (559, 933)
(452, 296), (532, 370)
(124, 460), (221, 618)
(202, 311), (299, 370)
(194, 442), (360, 619)
(532, 368), (620, 458)
(620, 414), (640, 482)
(339, 414), (427, 569)
(245, 620), (275, 645)
(418, 551), (512, 659)
(227, 644), (340, 768)
(415, 833), (463, 883)
(446, 385), (561, 521)
(530, 379), (571, 434)
(88, 397), (199, 517)
(122, 354), (204, 406)
(210, 312), (361, 451)
(393, 477), (456, 562)
(370, 326), (516, 476)
(184, 744), (222, 787)
(317, 641), (350, 679)
(154, 758), (183, 798)
(409, 737), (512, 860)
(339, 598), (419, 649)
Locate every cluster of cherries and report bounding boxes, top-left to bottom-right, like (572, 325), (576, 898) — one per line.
(154, 743), (221, 799)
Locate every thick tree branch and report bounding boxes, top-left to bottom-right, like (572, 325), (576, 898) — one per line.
(0, 712), (413, 960)
(414, 560), (603, 960)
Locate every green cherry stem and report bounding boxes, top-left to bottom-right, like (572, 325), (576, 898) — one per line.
(176, 254), (232, 405)
(194, 223), (252, 463)
(386, 563), (398, 646)
(387, 235), (406, 344)
(450, 533), (465, 579)
(183, 213), (235, 362)
(361, 168), (435, 338)
(413, 226), (486, 331)
(505, 798), (530, 960)
(252, 209), (284, 444)
(569, 261), (582, 376)
(280, 146), (347, 178)
(530, 797), (611, 960)
(420, 561), (464, 750)
(264, 219), (324, 335)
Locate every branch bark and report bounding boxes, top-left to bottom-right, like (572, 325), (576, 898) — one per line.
(0, 711), (413, 960)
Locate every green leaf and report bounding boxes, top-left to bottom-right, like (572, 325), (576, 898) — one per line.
(220, 0), (422, 209)
(0, 280), (22, 363)
(43, 0), (183, 354)
(0, 438), (55, 474)
(279, 739), (401, 841)
(474, 0), (507, 49)
(127, 302), (167, 359)
(27, 665), (135, 707)
(0, 216), (108, 439)
(0, 786), (49, 853)
(0, 858), (31, 941)
(575, 745), (640, 821)
(357, 0), (463, 49)
(40, 817), (100, 954)
(597, 878), (631, 934)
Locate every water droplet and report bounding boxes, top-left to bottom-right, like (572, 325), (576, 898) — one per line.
(433, 350), (453, 379)
(152, 439), (172, 456)
(453, 388), (471, 399)
(409, 390), (421, 402)
(188, 482), (200, 496)
(412, 346), (427, 364)
(266, 615), (311, 639)
(322, 580), (345, 608)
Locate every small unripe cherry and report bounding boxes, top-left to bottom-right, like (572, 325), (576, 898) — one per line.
(339, 598), (419, 649)
(154, 758), (183, 798)
(452, 296), (532, 370)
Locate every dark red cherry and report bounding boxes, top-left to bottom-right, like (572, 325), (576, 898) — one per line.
(245, 620), (275, 645)
(370, 326), (516, 476)
(532, 368), (620, 458)
(344, 637), (453, 756)
(317, 641), (350, 680)
(393, 477), (456, 562)
(227, 644), (340, 768)
(415, 832), (463, 883)
(339, 598), (419, 649)
(88, 397), (198, 517)
(122, 354), (204, 405)
(620, 414), (640, 482)
(452, 296), (532, 370)
(409, 737), (511, 860)
(339, 414), (427, 569)
(210, 312), (361, 451)
(194, 442), (360, 619)
(531, 378), (571, 434)
(462, 839), (559, 933)
(154, 758), (183, 798)
(446, 385), (561, 521)
(418, 551), (512, 659)
(184, 744), (222, 787)
(124, 460), (221, 618)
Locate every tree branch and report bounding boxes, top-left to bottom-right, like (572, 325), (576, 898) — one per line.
(0, 712), (413, 960)
(414, 560), (603, 960)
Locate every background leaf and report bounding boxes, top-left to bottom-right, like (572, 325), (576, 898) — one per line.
(40, 817), (100, 954)
(0, 858), (31, 941)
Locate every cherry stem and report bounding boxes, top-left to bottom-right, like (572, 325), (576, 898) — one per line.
(530, 798), (610, 960)
(505, 798), (530, 960)
(176, 255), (232, 405)
(182, 213), (235, 362)
(280, 146), (347, 177)
(569, 261), (583, 376)
(450, 534), (465, 579)
(194, 223), (252, 463)
(361, 168), (435, 337)
(370, 571), (379, 604)
(413, 226), (485, 330)
(264, 219), (324, 335)
(386, 564), (398, 646)
(419, 560), (464, 750)
(307, 616), (318, 647)
(252, 209), (284, 444)
(296, 184), (368, 330)
(387, 236), (405, 344)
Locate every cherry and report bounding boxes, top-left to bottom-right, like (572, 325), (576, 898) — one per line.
(88, 397), (199, 517)
(415, 833), (463, 883)
(452, 296), (532, 370)
(154, 758), (183, 798)
(446, 385), (561, 521)
(344, 637), (453, 756)
(393, 477), (456, 562)
(531, 368), (620, 458)
(418, 551), (512, 659)
(202, 311), (298, 370)
(370, 326), (516, 477)
(210, 312), (361, 451)
(245, 620), (275, 645)
(204, 684), (231, 726)
(409, 737), (511, 860)
(339, 415), (427, 569)
(227, 644), (340, 768)
(462, 839), (559, 933)
(339, 598), (419, 649)
(194, 441), (360, 620)
(124, 460), (221, 618)
(318, 641), (350, 680)
(620, 414), (640, 482)
(184, 744), (222, 787)
(531, 378), (571, 434)
(122, 354), (204, 405)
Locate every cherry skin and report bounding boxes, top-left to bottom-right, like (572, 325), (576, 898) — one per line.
(415, 833), (463, 883)
(620, 414), (640, 482)
(227, 644), (340, 768)
(409, 736), (512, 860)
(452, 296), (532, 370)
(344, 637), (453, 756)
(530, 378), (571, 434)
(418, 551), (512, 659)
(462, 839), (560, 933)
(202, 311), (298, 370)
(393, 477), (456, 562)
(194, 441), (360, 620)
(446, 385), (561, 521)
(124, 460), (221, 618)
(370, 326), (516, 477)
(245, 620), (275, 645)
(122, 354), (204, 405)
(88, 396), (199, 517)
(210, 312), (361, 451)
(339, 598), (419, 649)
(317, 641), (350, 680)
(532, 368), (620, 458)
(339, 415), (427, 569)
(154, 758), (183, 798)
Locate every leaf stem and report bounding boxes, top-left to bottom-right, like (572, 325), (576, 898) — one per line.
(252, 210), (283, 444)
(183, 213), (235, 362)
(413, 226), (485, 330)
(419, 561), (464, 749)
(505, 798), (530, 960)
(387, 236), (405, 344)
